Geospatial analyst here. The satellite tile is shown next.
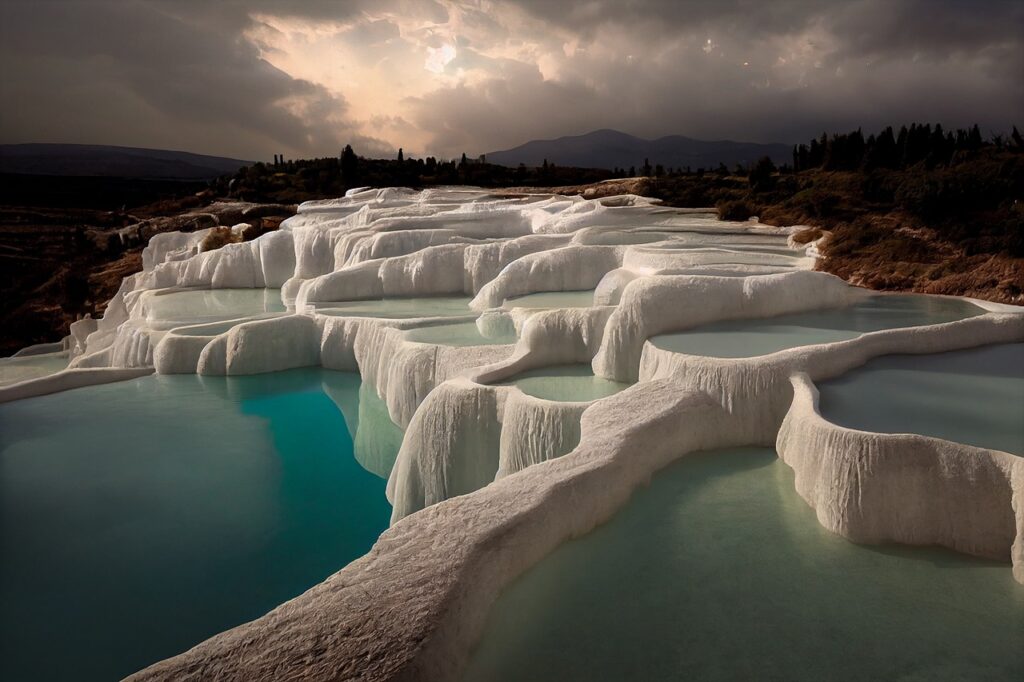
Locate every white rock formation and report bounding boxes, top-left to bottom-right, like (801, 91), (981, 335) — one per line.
(2, 187), (1021, 681)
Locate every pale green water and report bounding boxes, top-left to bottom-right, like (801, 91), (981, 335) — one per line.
(317, 296), (473, 318)
(0, 368), (400, 681)
(144, 288), (285, 324)
(819, 343), (1024, 455)
(503, 290), (595, 309)
(650, 295), (982, 358)
(0, 351), (68, 386)
(405, 321), (518, 346)
(498, 364), (631, 401)
(466, 448), (1024, 681)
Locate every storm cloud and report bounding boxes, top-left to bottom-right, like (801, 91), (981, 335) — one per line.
(0, 0), (1020, 160)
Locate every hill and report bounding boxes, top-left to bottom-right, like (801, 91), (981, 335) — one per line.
(486, 129), (790, 170)
(0, 143), (253, 180)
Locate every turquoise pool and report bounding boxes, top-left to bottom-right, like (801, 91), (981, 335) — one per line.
(650, 294), (982, 358)
(466, 448), (1024, 681)
(0, 368), (400, 681)
(818, 343), (1024, 455)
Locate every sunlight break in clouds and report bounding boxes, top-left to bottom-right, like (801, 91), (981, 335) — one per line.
(1, 0), (1020, 161)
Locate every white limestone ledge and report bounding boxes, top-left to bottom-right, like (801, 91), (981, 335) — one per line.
(636, 311), (1024, 446)
(593, 270), (861, 383)
(778, 372), (1023, 584)
(0, 367), (154, 404)
(126, 379), (739, 682)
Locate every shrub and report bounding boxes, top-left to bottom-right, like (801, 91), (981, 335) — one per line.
(790, 227), (823, 244)
(717, 199), (756, 221)
(199, 226), (241, 252)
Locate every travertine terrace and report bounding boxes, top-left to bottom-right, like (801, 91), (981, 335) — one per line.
(2, 187), (1020, 681)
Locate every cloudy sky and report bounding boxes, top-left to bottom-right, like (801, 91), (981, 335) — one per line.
(1, 0), (1021, 161)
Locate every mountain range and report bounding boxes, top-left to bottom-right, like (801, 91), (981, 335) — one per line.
(0, 143), (253, 179)
(486, 129), (790, 171)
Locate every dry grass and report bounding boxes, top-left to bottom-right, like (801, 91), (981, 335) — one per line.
(790, 227), (824, 244)
(199, 226), (242, 252)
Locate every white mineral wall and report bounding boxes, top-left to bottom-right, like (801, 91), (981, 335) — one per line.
(386, 378), (503, 522)
(470, 245), (622, 309)
(778, 373), (1020, 567)
(195, 315), (320, 376)
(1013, 462), (1024, 584)
(496, 391), (586, 479)
(387, 307), (616, 522)
(462, 234), (572, 293)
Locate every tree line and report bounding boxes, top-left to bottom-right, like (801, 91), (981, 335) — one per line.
(792, 123), (1023, 172)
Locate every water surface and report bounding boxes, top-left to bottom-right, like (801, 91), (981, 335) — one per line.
(466, 448), (1024, 681)
(0, 351), (68, 387)
(503, 290), (595, 309)
(405, 321), (518, 346)
(142, 288), (285, 325)
(317, 296), (473, 319)
(819, 343), (1024, 455)
(497, 364), (630, 402)
(650, 294), (981, 358)
(0, 368), (398, 681)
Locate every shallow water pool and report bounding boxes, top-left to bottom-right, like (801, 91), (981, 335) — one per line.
(317, 296), (474, 319)
(650, 294), (982, 358)
(818, 343), (1024, 455)
(497, 364), (631, 401)
(503, 290), (595, 309)
(405, 321), (518, 346)
(0, 368), (401, 681)
(142, 288), (285, 325)
(0, 351), (69, 387)
(466, 448), (1024, 681)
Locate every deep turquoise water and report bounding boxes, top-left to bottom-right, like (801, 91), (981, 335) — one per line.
(650, 294), (982, 358)
(818, 343), (1024, 455)
(0, 368), (400, 681)
(466, 448), (1024, 681)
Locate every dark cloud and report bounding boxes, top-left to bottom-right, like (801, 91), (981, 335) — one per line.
(0, 0), (1019, 160)
(414, 0), (1023, 154)
(0, 0), (390, 159)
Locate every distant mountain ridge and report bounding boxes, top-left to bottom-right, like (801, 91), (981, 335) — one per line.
(486, 129), (790, 171)
(0, 143), (253, 179)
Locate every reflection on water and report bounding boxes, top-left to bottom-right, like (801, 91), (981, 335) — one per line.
(405, 321), (518, 347)
(819, 343), (1024, 455)
(497, 364), (631, 402)
(0, 368), (401, 681)
(315, 296), (473, 319)
(0, 351), (69, 386)
(503, 290), (595, 309)
(467, 448), (1024, 681)
(650, 294), (982, 358)
(142, 288), (285, 324)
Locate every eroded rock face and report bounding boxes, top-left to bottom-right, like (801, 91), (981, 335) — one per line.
(3, 187), (1021, 681)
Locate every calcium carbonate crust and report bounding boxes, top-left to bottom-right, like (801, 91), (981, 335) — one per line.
(0, 188), (1019, 681)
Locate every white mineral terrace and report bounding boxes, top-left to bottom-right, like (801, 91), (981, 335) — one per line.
(1, 186), (1021, 681)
